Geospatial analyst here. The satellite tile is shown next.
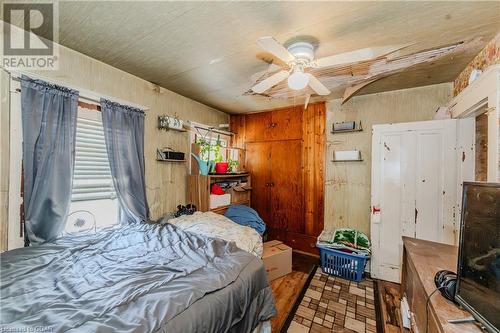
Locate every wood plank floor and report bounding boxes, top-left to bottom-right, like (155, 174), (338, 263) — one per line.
(270, 252), (318, 333)
(270, 271), (309, 332)
(376, 280), (409, 333)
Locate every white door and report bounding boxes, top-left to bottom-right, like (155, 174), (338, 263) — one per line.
(370, 119), (458, 283)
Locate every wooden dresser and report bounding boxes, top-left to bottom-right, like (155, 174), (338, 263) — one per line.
(402, 237), (483, 333)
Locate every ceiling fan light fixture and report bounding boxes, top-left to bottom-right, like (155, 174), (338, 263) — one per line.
(287, 42), (315, 62)
(287, 69), (309, 90)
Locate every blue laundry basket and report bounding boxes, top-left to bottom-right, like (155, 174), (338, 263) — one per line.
(318, 246), (369, 282)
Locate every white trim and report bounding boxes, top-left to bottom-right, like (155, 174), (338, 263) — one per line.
(8, 76), (24, 250)
(449, 64), (499, 182)
(6, 69), (150, 111)
(448, 65), (500, 117)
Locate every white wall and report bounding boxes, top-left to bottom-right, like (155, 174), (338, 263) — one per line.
(324, 83), (453, 236)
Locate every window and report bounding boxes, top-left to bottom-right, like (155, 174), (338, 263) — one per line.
(65, 106), (119, 235)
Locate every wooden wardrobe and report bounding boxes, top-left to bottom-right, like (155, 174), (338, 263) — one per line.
(230, 102), (325, 255)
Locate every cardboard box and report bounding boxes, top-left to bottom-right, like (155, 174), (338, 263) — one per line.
(262, 240), (292, 281)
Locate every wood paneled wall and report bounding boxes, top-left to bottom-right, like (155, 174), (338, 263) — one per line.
(302, 103), (326, 237)
(324, 83), (453, 236)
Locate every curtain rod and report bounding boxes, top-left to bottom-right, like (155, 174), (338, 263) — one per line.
(8, 70), (150, 111)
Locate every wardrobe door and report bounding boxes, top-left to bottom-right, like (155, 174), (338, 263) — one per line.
(270, 107), (303, 141)
(245, 142), (272, 226)
(245, 112), (272, 142)
(270, 140), (304, 234)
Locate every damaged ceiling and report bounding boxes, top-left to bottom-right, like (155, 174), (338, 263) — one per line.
(10, 1), (500, 113)
(247, 38), (484, 104)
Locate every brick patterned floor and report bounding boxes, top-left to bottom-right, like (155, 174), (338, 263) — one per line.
(287, 269), (377, 333)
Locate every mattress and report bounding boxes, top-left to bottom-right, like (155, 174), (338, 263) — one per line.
(0, 222), (276, 332)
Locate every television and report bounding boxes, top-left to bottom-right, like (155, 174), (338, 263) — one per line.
(456, 182), (500, 333)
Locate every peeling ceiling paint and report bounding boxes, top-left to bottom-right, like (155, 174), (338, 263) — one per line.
(10, 1), (500, 113)
(247, 38), (482, 103)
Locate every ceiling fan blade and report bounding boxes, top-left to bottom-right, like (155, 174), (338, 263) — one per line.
(315, 45), (406, 68)
(257, 37), (295, 63)
(308, 74), (331, 96)
(251, 70), (289, 93)
(250, 63), (283, 83)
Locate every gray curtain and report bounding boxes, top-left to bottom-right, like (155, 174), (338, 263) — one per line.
(100, 99), (149, 224)
(21, 76), (79, 245)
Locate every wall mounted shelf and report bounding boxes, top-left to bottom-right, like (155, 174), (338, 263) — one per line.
(331, 121), (363, 134)
(156, 158), (186, 163)
(331, 128), (363, 134)
(156, 148), (185, 162)
(161, 127), (187, 132)
(158, 115), (187, 132)
(332, 150), (362, 162)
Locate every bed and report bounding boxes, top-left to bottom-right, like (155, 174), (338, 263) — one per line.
(165, 211), (264, 257)
(0, 213), (276, 332)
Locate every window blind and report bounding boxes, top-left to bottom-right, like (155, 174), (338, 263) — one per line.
(71, 113), (116, 202)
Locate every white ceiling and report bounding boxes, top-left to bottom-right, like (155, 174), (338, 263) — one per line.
(50, 2), (500, 113)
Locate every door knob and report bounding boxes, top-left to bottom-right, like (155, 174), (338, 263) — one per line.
(270, 182), (275, 187)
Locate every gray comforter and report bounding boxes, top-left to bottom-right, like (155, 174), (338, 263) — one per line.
(0, 222), (276, 332)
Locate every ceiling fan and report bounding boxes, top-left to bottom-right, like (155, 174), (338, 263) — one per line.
(251, 36), (403, 96)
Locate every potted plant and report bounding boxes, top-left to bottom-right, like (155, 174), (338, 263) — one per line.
(195, 137), (228, 174)
(227, 159), (239, 173)
(215, 161), (229, 174)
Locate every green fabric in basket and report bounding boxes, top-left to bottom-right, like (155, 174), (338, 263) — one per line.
(317, 228), (371, 255)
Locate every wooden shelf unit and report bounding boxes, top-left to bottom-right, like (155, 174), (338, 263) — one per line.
(188, 173), (251, 213)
